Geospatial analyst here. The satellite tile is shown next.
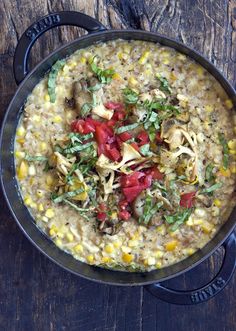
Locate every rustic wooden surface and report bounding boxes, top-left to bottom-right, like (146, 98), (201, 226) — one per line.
(0, 0), (236, 330)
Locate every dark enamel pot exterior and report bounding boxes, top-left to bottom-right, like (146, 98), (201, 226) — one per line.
(1, 11), (236, 305)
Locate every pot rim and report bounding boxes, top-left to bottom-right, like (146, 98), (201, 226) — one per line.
(1, 28), (236, 286)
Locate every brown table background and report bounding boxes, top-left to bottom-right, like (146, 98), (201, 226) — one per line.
(0, 1), (236, 330)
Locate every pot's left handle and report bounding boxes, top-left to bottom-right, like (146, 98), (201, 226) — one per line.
(13, 11), (107, 85)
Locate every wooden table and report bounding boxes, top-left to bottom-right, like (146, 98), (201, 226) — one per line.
(0, 1), (236, 330)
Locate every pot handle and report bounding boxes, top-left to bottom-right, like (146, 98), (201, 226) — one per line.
(145, 232), (236, 305)
(13, 11), (106, 85)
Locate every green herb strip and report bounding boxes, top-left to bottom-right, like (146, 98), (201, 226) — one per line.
(115, 122), (140, 134)
(62, 142), (94, 154)
(69, 132), (93, 144)
(25, 155), (48, 162)
(139, 196), (163, 224)
(201, 182), (223, 194)
(218, 132), (229, 169)
(63, 199), (91, 221)
(164, 208), (192, 232)
(52, 188), (85, 203)
(139, 143), (152, 156)
(123, 88), (139, 104)
(48, 59), (66, 103)
(90, 57), (115, 84)
(205, 163), (215, 183)
(156, 75), (172, 94)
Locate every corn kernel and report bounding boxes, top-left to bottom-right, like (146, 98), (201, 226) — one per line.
(225, 99), (233, 109)
(194, 208), (207, 218)
(186, 248), (195, 255)
(87, 255), (94, 263)
(16, 126), (26, 137)
(113, 241), (122, 248)
(165, 240), (178, 251)
(156, 224), (166, 235)
(55, 238), (62, 248)
(128, 76), (138, 86)
(68, 61), (77, 68)
(32, 115), (40, 123)
(40, 142), (47, 152)
(196, 67), (204, 76)
(49, 228), (56, 237)
(112, 73), (121, 80)
(193, 219), (203, 225)
(101, 256), (111, 263)
(36, 190), (44, 198)
(147, 257), (156, 265)
(212, 206), (220, 217)
(16, 138), (25, 144)
(170, 71), (177, 81)
(45, 209), (55, 219)
(177, 54), (186, 61)
(205, 105), (213, 112)
(24, 197), (32, 206)
(80, 57), (86, 64)
(110, 211), (118, 220)
(122, 253), (134, 263)
(17, 160), (29, 180)
(66, 233), (74, 242)
(54, 115), (63, 124)
(128, 240), (138, 247)
(46, 174), (54, 186)
(44, 94), (50, 102)
(155, 261), (162, 269)
(104, 244), (114, 254)
(230, 163), (236, 173)
(121, 246), (131, 253)
(15, 151), (25, 158)
(28, 164), (36, 176)
(138, 51), (150, 64)
(219, 167), (231, 177)
(74, 244), (83, 253)
(186, 218), (194, 226)
(163, 59), (170, 65)
(213, 199), (222, 207)
(42, 216), (48, 223)
(228, 139), (236, 150)
(201, 222), (214, 234)
(154, 251), (164, 258)
(38, 203), (44, 212)
(230, 149), (236, 155)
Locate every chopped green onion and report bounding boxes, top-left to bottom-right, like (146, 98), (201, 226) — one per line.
(52, 188), (85, 203)
(156, 75), (172, 94)
(90, 57), (115, 84)
(201, 182), (222, 194)
(218, 132), (229, 169)
(48, 59), (66, 103)
(115, 123), (140, 134)
(164, 208), (192, 231)
(123, 88), (139, 104)
(25, 155), (48, 162)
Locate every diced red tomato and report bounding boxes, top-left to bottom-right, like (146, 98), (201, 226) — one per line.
(118, 210), (131, 221)
(137, 131), (149, 146)
(106, 119), (116, 127)
(97, 212), (107, 221)
(104, 101), (125, 111)
(118, 132), (132, 142)
(95, 123), (113, 144)
(130, 142), (139, 152)
(122, 186), (144, 202)
(112, 110), (126, 121)
(146, 167), (164, 181)
(156, 132), (163, 144)
(119, 200), (129, 210)
(106, 146), (121, 162)
(141, 174), (152, 188)
(180, 192), (196, 208)
(120, 172), (144, 188)
(98, 203), (107, 212)
(71, 119), (85, 133)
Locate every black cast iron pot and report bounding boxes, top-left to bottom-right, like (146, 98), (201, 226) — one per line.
(1, 11), (236, 305)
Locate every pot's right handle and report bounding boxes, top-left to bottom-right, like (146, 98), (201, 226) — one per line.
(13, 11), (106, 85)
(146, 232), (236, 305)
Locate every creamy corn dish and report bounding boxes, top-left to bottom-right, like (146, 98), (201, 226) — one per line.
(15, 40), (236, 271)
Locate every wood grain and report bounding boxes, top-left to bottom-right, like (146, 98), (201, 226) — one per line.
(0, 0), (236, 330)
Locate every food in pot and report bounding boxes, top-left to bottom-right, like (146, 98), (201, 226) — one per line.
(15, 40), (236, 271)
